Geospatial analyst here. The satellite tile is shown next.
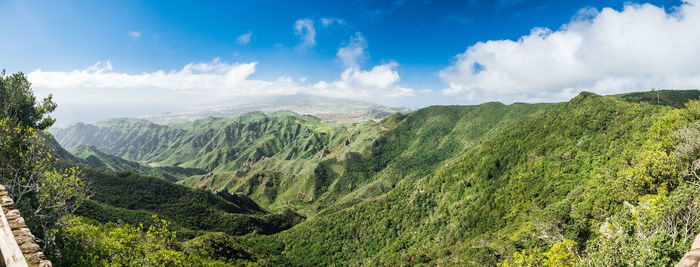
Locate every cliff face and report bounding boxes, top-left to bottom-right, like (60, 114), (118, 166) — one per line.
(0, 185), (51, 267)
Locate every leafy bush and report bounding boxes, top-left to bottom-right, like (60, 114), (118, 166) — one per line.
(57, 215), (238, 266)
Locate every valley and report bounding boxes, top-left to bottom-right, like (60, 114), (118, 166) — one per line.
(7, 1), (700, 265)
(49, 90), (700, 265)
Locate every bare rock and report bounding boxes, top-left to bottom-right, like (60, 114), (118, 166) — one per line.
(25, 252), (45, 264)
(12, 228), (33, 238)
(692, 235), (700, 250)
(0, 195), (14, 206)
(676, 249), (700, 267)
(20, 242), (40, 254)
(676, 257), (699, 267)
(5, 209), (20, 220)
(8, 217), (26, 230)
(15, 235), (34, 245)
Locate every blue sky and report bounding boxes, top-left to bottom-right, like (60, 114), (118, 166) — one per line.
(1, 0), (698, 123)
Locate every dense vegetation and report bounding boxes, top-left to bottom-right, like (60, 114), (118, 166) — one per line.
(0, 70), (89, 261)
(239, 91), (700, 265)
(52, 112), (340, 172)
(49, 86), (700, 265)
(56, 102), (549, 214)
(74, 167), (304, 239)
(0, 71), (309, 265)
(72, 144), (207, 182)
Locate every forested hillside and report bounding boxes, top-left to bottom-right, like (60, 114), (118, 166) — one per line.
(53, 111), (343, 172)
(54, 102), (550, 213)
(240, 91), (700, 265)
(71, 144), (207, 181)
(50, 150), (306, 265)
(74, 167), (304, 238)
(51, 90), (700, 265)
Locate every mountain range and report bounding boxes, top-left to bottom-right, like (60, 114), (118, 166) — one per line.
(50, 90), (700, 265)
(136, 93), (410, 125)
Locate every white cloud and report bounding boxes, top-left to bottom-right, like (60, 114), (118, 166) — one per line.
(27, 53), (413, 122)
(236, 31), (252, 45)
(336, 32), (367, 69)
(311, 62), (413, 98)
(294, 18), (316, 49)
(439, 1), (700, 103)
(320, 17), (345, 26)
(311, 33), (413, 98)
(28, 58), (291, 96)
(28, 58), (304, 122)
(128, 31), (141, 39)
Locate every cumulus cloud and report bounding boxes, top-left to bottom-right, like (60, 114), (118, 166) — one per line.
(29, 58), (295, 96)
(294, 18), (316, 49)
(311, 63), (413, 98)
(28, 58), (304, 122)
(439, 1), (700, 103)
(320, 17), (345, 26)
(236, 31), (252, 45)
(336, 33), (367, 69)
(128, 31), (141, 39)
(28, 52), (413, 122)
(311, 33), (413, 98)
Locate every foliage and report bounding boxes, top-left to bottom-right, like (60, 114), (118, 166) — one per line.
(615, 89), (700, 108)
(56, 215), (241, 266)
(71, 144), (207, 182)
(74, 167), (304, 239)
(182, 232), (259, 265)
(582, 186), (700, 266)
(236, 91), (700, 265)
(0, 71), (89, 256)
(50, 89), (700, 265)
(498, 240), (578, 267)
(579, 101), (700, 266)
(0, 70), (56, 130)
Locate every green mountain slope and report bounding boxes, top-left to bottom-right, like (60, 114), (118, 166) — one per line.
(291, 101), (550, 213)
(72, 144), (206, 181)
(238, 91), (700, 265)
(75, 167), (304, 239)
(45, 137), (306, 264)
(51, 90), (700, 265)
(54, 103), (550, 214)
(52, 112), (342, 172)
(615, 89), (700, 108)
(140, 93), (410, 124)
(53, 111), (382, 211)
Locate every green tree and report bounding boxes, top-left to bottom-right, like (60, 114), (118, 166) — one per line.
(0, 70), (56, 130)
(0, 70), (88, 255)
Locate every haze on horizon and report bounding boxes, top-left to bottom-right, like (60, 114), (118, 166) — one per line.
(2, 0), (700, 123)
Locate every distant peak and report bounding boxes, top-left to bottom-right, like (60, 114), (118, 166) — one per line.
(570, 91), (601, 103)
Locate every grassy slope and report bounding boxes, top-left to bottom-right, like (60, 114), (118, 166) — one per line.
(242, 91), (696, 265)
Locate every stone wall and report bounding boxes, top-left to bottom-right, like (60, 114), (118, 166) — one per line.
(677, 235), (700, 267)
(0, 186), (51, 267)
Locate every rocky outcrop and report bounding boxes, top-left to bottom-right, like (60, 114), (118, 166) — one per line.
(677, 235), (700, 267)
(0, 185), (51, 267)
